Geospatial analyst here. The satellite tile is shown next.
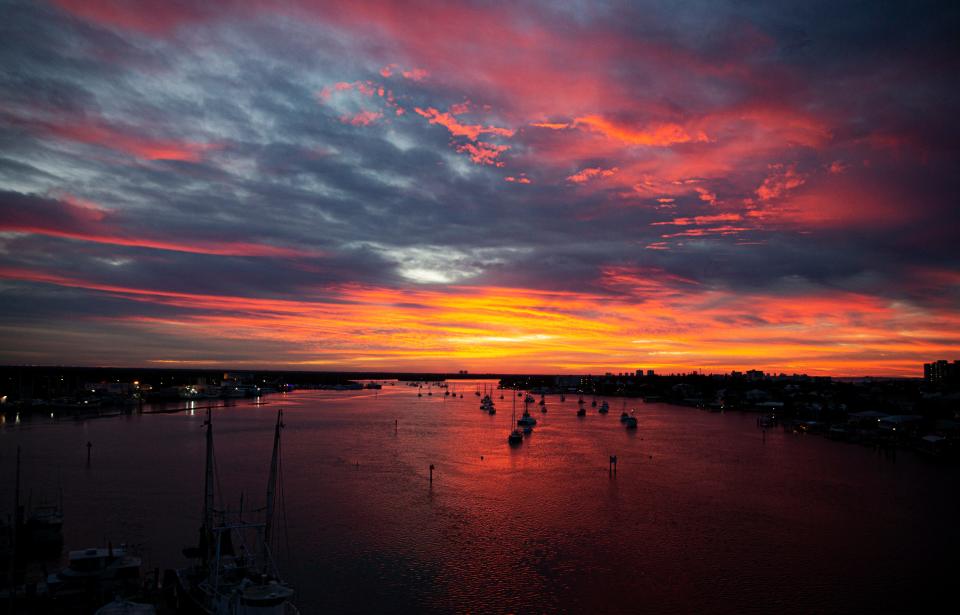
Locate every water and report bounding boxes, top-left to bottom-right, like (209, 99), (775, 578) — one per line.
(2, 382), (958, 613)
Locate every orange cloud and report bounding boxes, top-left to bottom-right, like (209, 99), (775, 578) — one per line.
(755, 163), (806, 201)
(574, 115), (708, 147)
(456, 142), (509, 166)
(652, 213), (743, 226)
(530, 121), (571, 130)
(414, 107), (514, 141)
(6, 264), (956, 376)
(695, 187), (717, 204)
(567, 167), (618, 183)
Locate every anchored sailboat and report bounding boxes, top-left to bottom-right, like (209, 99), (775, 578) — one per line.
(175, 409), (299, 614)
(507, 394), (523, 445)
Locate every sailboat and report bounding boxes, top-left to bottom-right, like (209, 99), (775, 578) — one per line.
(175, 409), (299, 614)
(508, 395), (523, 445)
(517, 399), (537, 427)
(481, 388), (496, 414)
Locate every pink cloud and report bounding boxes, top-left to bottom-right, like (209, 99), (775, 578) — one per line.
(574, 115), (709, 147)
(414, 107), (514, 141)
(755, 164), (806, 201)
(402, 68), (429, 81)
(340, 110), (383, 126)
(567, 167), (618, 183)
(456, 142), (509, 166)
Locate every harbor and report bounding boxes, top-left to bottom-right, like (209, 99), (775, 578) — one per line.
(2, 381), (958, 613)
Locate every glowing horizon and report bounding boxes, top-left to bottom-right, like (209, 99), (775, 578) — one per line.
(1, 1), (957, 377)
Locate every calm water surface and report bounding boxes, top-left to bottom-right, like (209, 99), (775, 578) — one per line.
(2, 382), (958, 613)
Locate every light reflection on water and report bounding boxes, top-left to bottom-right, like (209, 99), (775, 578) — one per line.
(2, 381), (958, 613)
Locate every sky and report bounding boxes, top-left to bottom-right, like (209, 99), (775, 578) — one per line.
(1, 0), (958, 376)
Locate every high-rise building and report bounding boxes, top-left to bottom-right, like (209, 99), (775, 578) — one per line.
(924, 360), (960, 383)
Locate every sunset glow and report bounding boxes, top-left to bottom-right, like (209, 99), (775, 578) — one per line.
(2, 1), (957, 375)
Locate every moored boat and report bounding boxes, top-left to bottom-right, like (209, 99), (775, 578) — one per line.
(175, 409), (299, 614)
(508, 395), (523, 445)
(46, 545), (142, 600)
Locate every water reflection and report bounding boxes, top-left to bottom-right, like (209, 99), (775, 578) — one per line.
(1, 380), (958, 613)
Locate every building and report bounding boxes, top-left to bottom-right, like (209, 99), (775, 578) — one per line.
(924, 360), (960, 384)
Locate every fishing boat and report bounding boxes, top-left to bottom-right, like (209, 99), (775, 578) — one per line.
(175, 409), (299, 614)
(46, 544), (142, 599)
(598, 401), (609, 414)
(576, 407), (586, 417)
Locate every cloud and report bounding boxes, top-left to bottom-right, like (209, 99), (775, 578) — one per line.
(567, 167), (618, 184)
(0, 0), (956, 373)
(340, 110), (383, 126)
(574, 115), (708, 147)
(413, 107), (514, 141)
(755, 163), (806, 201)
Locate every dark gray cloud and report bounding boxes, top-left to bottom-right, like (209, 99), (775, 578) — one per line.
(0, 0), (957, 371)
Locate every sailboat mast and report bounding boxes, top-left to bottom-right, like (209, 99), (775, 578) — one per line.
(264, 409), (283, 549)
(8, 446), (20, 612)
(203, 409), (215, 564)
